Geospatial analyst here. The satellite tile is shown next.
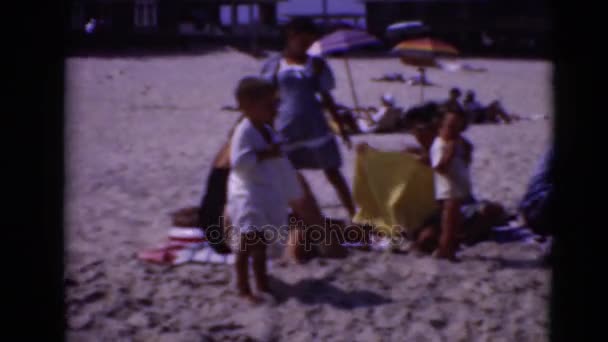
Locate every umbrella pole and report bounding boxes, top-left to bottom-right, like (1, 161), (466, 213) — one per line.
(344, 57), (367, 120)
(419, 67), (425, 103)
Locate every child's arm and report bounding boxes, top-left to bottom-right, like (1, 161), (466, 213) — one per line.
(256, 144), (282, 161)
(313, 57), (352, 149)
(461, 138), (473, 165)
(320, 91), (352, 149)
(401, 146), (431, 165)
(231, 126), (280, 171)
(433, 140), (457, 174)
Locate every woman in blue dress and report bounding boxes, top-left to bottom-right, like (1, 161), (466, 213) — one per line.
(261, 18), (356, 217)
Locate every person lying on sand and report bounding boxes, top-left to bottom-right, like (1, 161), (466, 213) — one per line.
(405, 67), (434, 86)
(220, 105), (240, 112)
(463, 90), (520, 124)
(439, 61), (487, 73)
(371, 72), (406, 83)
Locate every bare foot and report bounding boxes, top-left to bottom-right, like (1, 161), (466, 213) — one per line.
(239, 293), (263, 304)
(276, 258), (290, 268)
(258, 284), (272, 294)
(277, 255), (306, 267)
(432, 249), (461, 263)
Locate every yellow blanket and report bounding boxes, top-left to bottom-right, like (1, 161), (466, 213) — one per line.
(352, 149), (438, 238)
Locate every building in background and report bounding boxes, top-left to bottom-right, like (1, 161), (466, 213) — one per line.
(68, 0), (285, 47)
(360, 0), (552, 55)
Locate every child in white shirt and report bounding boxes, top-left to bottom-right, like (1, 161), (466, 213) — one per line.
(430, 110), (473, 260)
(227, 76), (303, 303)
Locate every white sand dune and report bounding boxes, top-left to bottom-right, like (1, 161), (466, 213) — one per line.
(65, 51), (552, 341)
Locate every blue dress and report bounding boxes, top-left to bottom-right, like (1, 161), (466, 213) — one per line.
(260, 55), (342, 170)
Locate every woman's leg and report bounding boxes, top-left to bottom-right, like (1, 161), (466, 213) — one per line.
(284, 173), (324, 262)
(295, 172), (324, 221)
(285, 225), (308, 263)
(324, 168), (356, 217)
(291, 173), (347, 259)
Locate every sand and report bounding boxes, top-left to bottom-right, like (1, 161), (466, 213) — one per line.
(65, 49), (552, 341)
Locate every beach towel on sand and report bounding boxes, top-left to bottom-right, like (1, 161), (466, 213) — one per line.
(138, 227), (236, 266)
(352, 150), (438, 238)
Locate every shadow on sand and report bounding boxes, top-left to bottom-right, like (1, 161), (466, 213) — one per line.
(470, 255), (549, 270)
(267, 275), (392, 309)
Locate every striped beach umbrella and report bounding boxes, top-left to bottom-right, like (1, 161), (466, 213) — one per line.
(393, 38), (459, 102)
(308, 29), (381, 112)
(393, 38), (459, 59)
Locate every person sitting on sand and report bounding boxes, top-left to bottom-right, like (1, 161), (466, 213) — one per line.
(356, 93), (403, 133)
(485, 100), (517, 124)
(441, 88), (464, 114)
(407, 67), (433, 86)
(227, 76), (305, 303)
(463, 90), (485, 124)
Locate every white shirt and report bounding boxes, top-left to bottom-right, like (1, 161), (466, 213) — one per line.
(357, 106), (402, 133)
(430, 137), (472, 200)
(227, 118), (303, 233)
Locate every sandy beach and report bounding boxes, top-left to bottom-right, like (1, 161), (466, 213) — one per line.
(65, 49), (552, 341)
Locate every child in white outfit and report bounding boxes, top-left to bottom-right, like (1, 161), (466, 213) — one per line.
(227, 76), (303, 303)
(430, 110), (473, 260)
